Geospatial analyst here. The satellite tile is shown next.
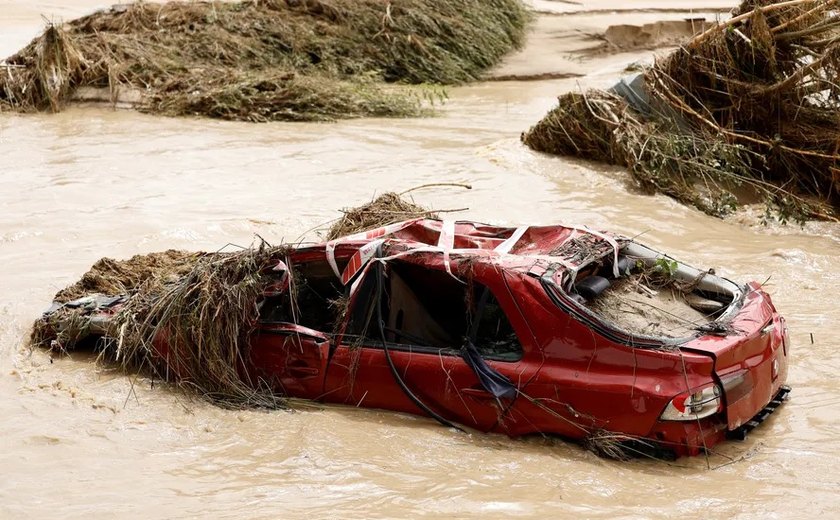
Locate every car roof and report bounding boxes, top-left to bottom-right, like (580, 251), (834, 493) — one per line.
(316, 218), (622, 277)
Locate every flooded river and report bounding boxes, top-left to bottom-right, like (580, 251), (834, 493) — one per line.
(2, 2), (839, 518)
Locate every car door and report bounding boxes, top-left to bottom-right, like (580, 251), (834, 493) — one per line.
(248, 322), (330, 401)
(322, 258), (528, 432)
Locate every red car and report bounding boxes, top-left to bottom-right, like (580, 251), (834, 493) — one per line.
(41, 219), (790, 459)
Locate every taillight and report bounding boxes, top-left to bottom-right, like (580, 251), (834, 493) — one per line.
(660, 384), (723, 421)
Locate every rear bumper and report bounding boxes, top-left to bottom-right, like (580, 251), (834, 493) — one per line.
(726, 385), (791, 441)
(648, 417), (728, 458)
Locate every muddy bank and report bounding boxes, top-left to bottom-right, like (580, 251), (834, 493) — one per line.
(599, 18), (711, 51)
(529, 0), (735, 15)
(0, 0), (528, 121)
(487, 10), (724, 81)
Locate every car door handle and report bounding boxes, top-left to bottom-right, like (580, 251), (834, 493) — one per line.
(460, 387), (494, 400)
(288, 366), (319, 377)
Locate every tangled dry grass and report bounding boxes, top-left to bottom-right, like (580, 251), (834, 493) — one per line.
(31, 192), (450, 407)
(523, 0), (840, 223)
(0, 0), (529, 121)
(54, 250), (202, 302)
(32, 244), (291, 408)
(326, 192), (437, 240)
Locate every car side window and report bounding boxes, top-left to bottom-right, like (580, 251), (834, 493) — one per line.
(347, 261), (523, 361)
(472, 290), (521, 360)
(258, 258), (347, 332)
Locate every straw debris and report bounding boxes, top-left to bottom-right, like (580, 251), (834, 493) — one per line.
(32, 244), (291, 408)
(583, 430), (663, 460)
(523, 0), (840, 223)
(31, 192), (450, 407)
(113, 244), (289, 407)
(326, 192), (438, 240)
(54, 250), (202, 303)
(1, 0), (529, 121)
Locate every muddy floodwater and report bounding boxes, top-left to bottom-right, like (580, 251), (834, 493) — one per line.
(2, 1), (839, 518)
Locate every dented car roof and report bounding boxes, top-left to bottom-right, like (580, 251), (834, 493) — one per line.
(315, 218), (624, 279)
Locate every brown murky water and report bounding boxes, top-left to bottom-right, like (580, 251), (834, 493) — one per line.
(2, 2), (839, 518)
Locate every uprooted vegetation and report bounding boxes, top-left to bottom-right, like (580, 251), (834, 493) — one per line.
(0, 0), (529, 121)
(33, 243), (291, 408)
(326, 183), (472, 239)
(522, 0), (840, 223)
(53, 250), (202, 302)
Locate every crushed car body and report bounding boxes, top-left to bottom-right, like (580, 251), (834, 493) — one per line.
(36, 219), (791, 459)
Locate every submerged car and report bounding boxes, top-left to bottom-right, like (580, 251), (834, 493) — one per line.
(39, 219), (790, 458)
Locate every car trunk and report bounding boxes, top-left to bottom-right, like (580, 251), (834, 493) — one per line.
(548, 240), (790, 431)
(681, 283), (790, 430)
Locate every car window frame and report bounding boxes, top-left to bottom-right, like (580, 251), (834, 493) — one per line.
(343, 259), (524, 363)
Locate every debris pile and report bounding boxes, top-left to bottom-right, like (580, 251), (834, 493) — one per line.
(327, 192), (438, 240)
(53, 250), (201, 302)
(33, 244), (288, 407)
(584, 265), (720, 338)
(522, 0), (840, 223)
(1, 0), (529, 121)
(31, 192), (440, 407)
